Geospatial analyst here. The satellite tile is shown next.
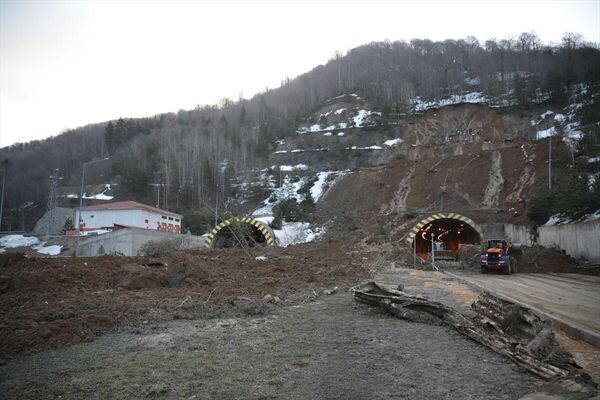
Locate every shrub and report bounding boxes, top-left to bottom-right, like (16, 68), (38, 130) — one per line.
(138, 236), (194, 257)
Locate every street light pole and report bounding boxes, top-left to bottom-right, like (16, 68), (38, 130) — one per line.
(76, 158), (109, 255)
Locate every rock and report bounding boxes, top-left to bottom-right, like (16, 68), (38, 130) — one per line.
(273, 296), (281, 304)
(182, 297), (194, 310)
(82, 333), (94, 343)
(263, 294), (274, 302)
(323, 287), (338, 295)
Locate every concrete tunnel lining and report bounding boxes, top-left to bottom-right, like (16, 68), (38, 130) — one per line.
(406, 213), (484, 259)
(204, 217), (276, 249)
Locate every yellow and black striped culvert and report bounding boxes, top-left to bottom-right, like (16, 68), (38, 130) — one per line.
(204, 217), (276, 249)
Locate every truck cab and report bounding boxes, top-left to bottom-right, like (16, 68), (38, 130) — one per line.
(480, 239), (515, 274)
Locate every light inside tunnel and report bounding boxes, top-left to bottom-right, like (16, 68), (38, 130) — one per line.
(414, 218), (481, 259)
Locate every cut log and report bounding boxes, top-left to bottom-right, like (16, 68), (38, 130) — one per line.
(352, 281), (594, 385)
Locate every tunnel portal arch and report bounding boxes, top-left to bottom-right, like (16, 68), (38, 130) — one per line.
(204, 217), (276, 249)
(406, 213), (484, 259)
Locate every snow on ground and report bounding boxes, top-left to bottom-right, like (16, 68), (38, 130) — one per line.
(346, 145), (383, 150)
(465, 77), (480, 86)
(252, 175), (308, 217)
(536, 127), (556, 140)
(254, 216), (274, 225)
(67, 184), (114, 201)
(554, 113), (566, 122)
(545, 209), (600, 226)
(589, 172), (600, 187)
(310, 171), (349, 202)
(34, 243), (63, 256)
(589, 156), (600, 163)
(540, 110), (554, 119)
(0, 234), (40, 249)
(323, 132), (332, 136)
(352, 110), (381, 127)
(337, 132), (345, 137)
(255, 256), (267, 261)
(273, 150), (287, 154)
(278, 164), (309, 171)
(273, 222), (325, 247)
(79, 229), (111, 236)
(383, 138), (403, 147)
(411, 92), (488, 112)
(334, 108), (346, 115)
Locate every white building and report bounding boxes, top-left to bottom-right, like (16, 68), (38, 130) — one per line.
(75, 201), (182, 234)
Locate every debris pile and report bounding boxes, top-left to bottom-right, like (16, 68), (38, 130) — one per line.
(352, 281), (595, 386)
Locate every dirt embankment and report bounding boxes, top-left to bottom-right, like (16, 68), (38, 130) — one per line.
(0, 241), (371, 360)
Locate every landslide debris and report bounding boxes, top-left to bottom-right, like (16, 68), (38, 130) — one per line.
(0, 241), (369, 360)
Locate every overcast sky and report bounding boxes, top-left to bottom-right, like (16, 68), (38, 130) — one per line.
(1, 0), (599, 148)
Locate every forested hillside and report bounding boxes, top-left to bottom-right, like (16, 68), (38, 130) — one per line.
(1, 32), (599, 231)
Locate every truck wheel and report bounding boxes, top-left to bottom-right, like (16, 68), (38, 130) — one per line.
(481, 266), (488, 274)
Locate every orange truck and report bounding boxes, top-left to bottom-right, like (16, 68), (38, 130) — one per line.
(480, 239), (516, 274)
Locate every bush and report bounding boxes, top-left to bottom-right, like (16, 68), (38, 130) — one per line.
(527, 176), (600, 227)
(138, 236), (194, 257)
(182, 211), (214, 235)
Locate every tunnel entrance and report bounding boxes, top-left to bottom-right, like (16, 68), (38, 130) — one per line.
(204, 217), (276, 249)
(406, 213), (483, 260)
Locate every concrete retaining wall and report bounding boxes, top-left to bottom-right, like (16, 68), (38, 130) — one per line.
(77, 228), (203, 257)
(538, 219), (600, 263)
(500, 221), (600, 263)
(504, 224), (533, 247)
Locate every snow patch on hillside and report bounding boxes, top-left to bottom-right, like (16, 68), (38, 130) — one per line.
(536, 127), (556, 139)
(346, 145), (384, 150)
(411, 92), (488, 112)
(310, 171), (349, 202)
(273, 222), (325, 247)
(353, 110), (382, 127)
(67, 184), (114, 201)
(276, 164), (309, 171)
(252, 175), (308, 217)
(384, 138), (403, 146)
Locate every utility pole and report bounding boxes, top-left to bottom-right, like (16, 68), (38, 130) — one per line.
(45, 169), (61, 236)
(0, 168), (5, 231)
(214, 183), (219, 227)
(548, 136), (552, 192)
(431, 232), (435, 265)
(440, 171), (449, 211)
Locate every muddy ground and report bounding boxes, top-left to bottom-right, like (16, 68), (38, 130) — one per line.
(1, 292), (545, 400)
(0, 241), (371, 360)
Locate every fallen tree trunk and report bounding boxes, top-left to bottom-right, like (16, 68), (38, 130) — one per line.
(352, 281), (593, 384)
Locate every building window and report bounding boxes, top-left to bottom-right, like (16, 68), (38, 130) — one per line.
(145, 219), (148, 223)
(168, 217), (173, 221)
(161, 216), (167, 220)
(175, 218), (180, 222)
(90, 215), (94, 218)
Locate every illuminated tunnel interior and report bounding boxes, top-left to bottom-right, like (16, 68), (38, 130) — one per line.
(211, 223), (268, 249)
(414, 218), (481, 259)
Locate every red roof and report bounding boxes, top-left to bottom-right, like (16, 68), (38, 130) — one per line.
(80, 201), (182, 218)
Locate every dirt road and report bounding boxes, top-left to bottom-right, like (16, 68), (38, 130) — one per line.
(0, 293), (542, 399)
(448, 272), (600, 342)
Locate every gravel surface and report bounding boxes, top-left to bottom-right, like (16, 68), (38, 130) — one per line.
(1, 292), (542, 399)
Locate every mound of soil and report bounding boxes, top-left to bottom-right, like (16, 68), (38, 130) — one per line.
(0, 241), (370, 360)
